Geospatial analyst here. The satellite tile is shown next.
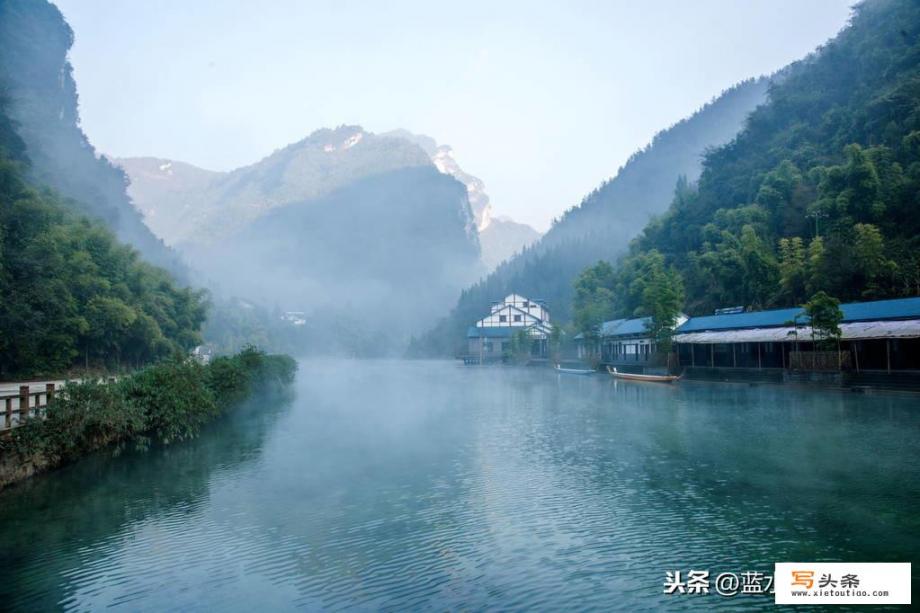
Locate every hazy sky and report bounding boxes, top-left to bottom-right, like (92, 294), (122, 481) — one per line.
(56, 0), (853, 231)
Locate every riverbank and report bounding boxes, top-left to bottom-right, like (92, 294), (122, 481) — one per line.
(0, 347), (297, 490)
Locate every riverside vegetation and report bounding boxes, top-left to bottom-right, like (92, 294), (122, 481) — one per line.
(0, 348), (297, 489)
(571, 0), (920, 344)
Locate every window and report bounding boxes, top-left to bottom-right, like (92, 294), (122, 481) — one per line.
(499, 315), (507, 322)
(484, 341), (493, 352)
(522, 301), (529, 308)
(514, 315), (522, 322)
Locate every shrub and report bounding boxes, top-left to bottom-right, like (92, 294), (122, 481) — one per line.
(4, 381), (144, 463)
(0, 348), (297, 485)
(121, 358), (218, 444)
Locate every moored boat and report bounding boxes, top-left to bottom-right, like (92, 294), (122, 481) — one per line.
(606, 366), (680, 383)
(554, 364), (596, 375)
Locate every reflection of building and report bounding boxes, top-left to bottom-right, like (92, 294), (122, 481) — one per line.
(465, 294), (553, 363)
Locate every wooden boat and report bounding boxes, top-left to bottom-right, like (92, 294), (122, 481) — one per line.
(554, 364), (595, 375)
(606, 366), (681, 383)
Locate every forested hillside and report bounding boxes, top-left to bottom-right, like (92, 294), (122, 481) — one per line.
(602, 0), (920, 322)
(0, 0), (185, 277)
(0, 99), (206, 377)
(412, 77), (769, 355)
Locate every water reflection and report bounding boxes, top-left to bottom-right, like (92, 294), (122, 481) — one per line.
(0, 392), (293, 610)
(0, 361), (917, 611)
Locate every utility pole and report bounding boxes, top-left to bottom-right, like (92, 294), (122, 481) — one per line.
(807, 210), (828, 238)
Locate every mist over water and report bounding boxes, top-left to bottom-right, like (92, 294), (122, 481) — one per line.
(1, 360), (917, 611)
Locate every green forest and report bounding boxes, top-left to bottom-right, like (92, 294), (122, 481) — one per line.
(0, 98), (207, 377)
(0, 0), (186, 276)
(410, 73), (769, 356)
(575, 0), (920, 334)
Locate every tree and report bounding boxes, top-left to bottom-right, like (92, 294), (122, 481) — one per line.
(739, 225), (779, 308)
(778, 237), (807, 303)
(0, 154), (207, 377)
(806, 236), (827, 295)
(642, 262), (685, 357)
(506, 329), (533, 364)
(572, 261), (616, 355)
(804, 291), (843, 350)
(548, 324), (562, 364)
(852, 223), (896, 298)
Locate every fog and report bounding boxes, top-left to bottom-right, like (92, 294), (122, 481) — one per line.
(192, 166), (484, 356)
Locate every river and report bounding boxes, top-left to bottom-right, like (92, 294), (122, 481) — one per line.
(0, 360), (917, 610)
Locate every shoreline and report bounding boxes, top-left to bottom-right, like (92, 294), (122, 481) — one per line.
(0, 349), (296, 491)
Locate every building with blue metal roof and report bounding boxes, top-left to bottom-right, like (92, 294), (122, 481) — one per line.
(675, 297), (920, 334)
(577, 297), (920, 375)
(577, 314), (688, 368)
(672, 296), (920, 373)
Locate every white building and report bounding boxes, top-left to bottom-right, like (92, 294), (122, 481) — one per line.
(281, 311), (307, 326)
(466, 294), (553, 362)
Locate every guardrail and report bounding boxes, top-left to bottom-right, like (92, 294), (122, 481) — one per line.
(1, 383), (57, 434)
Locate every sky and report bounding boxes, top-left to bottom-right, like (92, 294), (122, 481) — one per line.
(55, 0), (854, 231)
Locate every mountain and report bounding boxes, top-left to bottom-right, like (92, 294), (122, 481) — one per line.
(411, 76), (770, 355)
(0, 0), (186, 278)
(117, 125), (485, 355)
(119, 127), (539, 270)
(381, 129), (493, 230)
(478, 216), (541, 270)
(111, 157), (223, 245)
(601, 0), (920, 320)
(190, 166), (482, 355)
(382, 130), (542, 269)
(119, 126), (432, 248)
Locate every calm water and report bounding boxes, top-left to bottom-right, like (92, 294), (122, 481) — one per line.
(0, 360), (918, 611)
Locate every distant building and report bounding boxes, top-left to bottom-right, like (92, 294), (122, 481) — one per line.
(466, 294), (553, 362)
(281, 311), (307, 326)
(191, 344), (215, 364)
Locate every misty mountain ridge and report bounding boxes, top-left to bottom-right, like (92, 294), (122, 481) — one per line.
(117, 126), (540, 270)
(119, 126), (432, 248)
(479, 216), (541, 270)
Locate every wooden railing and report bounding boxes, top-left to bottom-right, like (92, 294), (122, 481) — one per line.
(1, 383), (57, 434)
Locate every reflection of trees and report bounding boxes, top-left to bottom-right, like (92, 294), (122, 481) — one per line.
(0, 392), (293, 610)
(515, 377), (920, 582)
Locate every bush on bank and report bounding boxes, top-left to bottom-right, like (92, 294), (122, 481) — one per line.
(0, 347), (297, 478)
